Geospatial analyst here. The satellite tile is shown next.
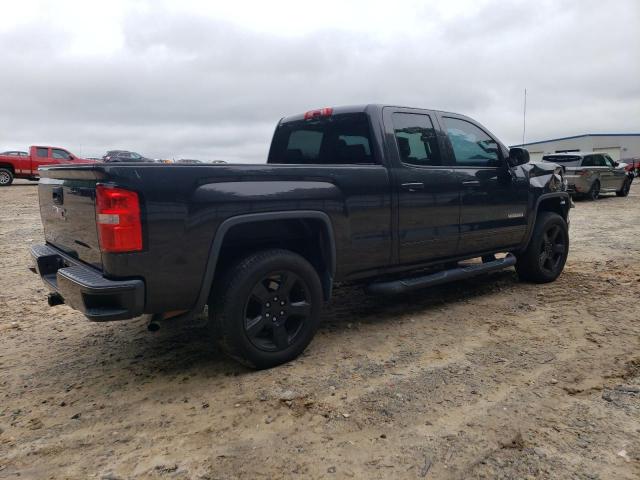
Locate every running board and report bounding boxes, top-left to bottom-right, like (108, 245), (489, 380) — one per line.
(365, 254), (517, 295)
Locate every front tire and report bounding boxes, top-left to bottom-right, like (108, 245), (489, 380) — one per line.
(0, 168), (13, 186)
(616, 178), (631, 197)
(516, 212), (569, 283)
(209, 249), (323, 369)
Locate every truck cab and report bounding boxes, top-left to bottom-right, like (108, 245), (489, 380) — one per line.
(0, 145), (91, 186)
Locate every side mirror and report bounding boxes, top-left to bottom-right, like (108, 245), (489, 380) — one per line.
(613, 161), (619, 167)
(508, 147), (530, 166)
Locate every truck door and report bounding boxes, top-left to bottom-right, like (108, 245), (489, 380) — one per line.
(586, 154), (611, 190)
(602, 153), (626, 190)
(383, 107), (460, 265)
(32, 147), (51, 174)
(439, 114), (528, 255)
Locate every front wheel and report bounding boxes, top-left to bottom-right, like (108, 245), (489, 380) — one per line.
(209, 249), (323, 369)
(516, 212), (569, 283)
(0, 168), (13, 186)
(616, 178), (631, 197)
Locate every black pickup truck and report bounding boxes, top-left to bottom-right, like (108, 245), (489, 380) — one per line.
(31, 104), (571, 368)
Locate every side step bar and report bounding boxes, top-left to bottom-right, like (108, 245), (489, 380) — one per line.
(366, 254), (517, 295)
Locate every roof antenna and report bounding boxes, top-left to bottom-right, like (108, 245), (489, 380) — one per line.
(522, 88), (527, 147)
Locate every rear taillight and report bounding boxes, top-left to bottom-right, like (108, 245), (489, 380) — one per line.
(576, 169), (589, 177)
(95, 185), (142, 253)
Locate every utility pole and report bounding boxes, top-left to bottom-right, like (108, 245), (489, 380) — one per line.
(522, 88), (527, 147)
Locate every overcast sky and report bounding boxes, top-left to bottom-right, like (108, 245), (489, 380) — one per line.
(1, 0), (638, 162)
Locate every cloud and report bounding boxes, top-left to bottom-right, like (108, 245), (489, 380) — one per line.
(0, 0), (638, 161)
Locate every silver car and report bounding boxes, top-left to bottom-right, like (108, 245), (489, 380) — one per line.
(542, 152), (631, 200)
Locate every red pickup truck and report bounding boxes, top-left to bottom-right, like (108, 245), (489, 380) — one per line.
(0, 146), (93, 186)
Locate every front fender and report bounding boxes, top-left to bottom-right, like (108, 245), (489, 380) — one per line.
(519, 192), (571, 252)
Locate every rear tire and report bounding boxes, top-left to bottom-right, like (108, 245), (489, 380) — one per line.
(516, 212), (569, 283)
(0, 168), (13, 186)
(586, 180), (600, 200)
(616, 178), (631, 197)
(209, 249), (323, 369)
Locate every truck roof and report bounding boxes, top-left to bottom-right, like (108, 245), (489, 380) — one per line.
(279, 104), (464, 124)
(542, 152), (602, 158)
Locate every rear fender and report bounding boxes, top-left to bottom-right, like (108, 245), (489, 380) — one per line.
(183, 211), (336, 321)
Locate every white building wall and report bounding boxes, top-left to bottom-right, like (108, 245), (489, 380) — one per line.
(519, 135), (640, 162)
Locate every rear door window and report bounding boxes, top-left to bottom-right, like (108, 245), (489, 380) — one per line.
(36, 147), (49, 158)
(269, 113), (374, 165)
(443, 117), (500, 167)
(391, 113), (441, 166)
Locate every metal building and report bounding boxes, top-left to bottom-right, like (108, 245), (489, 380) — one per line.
(511, 134), (640, 162)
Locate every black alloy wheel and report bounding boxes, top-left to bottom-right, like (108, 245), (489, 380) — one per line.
(616, 178), (631, 197)
(538, 224), (566, 276)
(515, 211), (569, 283)
(209, 249), (323, 369)
(244, 271), (312, 352)
(587, 181), (600, 200)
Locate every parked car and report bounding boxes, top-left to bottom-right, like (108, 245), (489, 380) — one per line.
(542, 152), (631, 200)
(0, 146), (92, 186)
(31, 104), (571, 368)
(620, 156), (639, 178)
(0, 150), (29, 156)
(175, 159), (203, 164)
(102, 150), (154, 162)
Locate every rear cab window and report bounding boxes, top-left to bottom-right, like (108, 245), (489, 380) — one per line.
(542, 155), (582, 166)
(36, 147), (49, 158)
(269, 113), (375, 165)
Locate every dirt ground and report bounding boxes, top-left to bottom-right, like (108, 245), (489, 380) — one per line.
(1, 179), (639, 480)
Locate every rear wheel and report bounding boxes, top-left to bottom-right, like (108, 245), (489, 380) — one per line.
(209, 249), (323, 369)
(616, 178), (631, 197)
(0, 168), (13, 186)
(586, 180), (600, 200)
(516, 212), (569, 283)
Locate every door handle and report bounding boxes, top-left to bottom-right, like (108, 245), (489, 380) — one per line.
(462, 180), (481, 186)
(401, 182), (424, 192)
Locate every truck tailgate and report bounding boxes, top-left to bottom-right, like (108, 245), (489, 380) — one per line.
(39, 175), (102, 269)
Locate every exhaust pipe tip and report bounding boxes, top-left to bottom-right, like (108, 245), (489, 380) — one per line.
(47, 293), (64, 307)
(147, 321), (160, 332)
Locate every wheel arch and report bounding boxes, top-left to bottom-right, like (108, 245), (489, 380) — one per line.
(520, 192), (570, 252)
(199, 211), (336, 316)
(0, 163), (16, 173)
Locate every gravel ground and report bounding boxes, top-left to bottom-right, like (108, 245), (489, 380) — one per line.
(1, 179), (639, 479)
